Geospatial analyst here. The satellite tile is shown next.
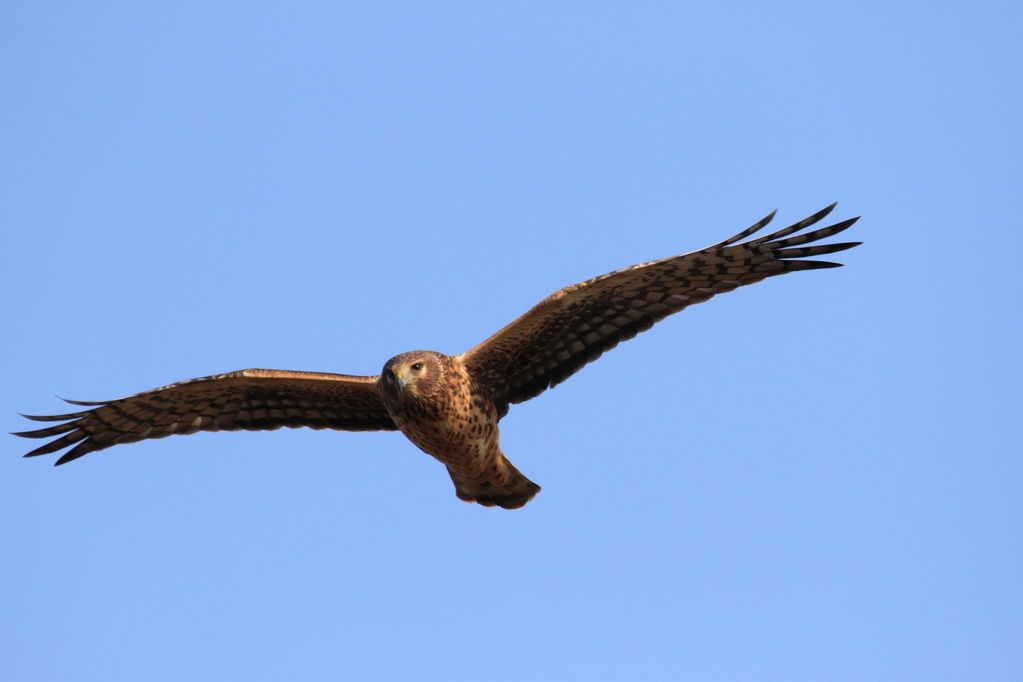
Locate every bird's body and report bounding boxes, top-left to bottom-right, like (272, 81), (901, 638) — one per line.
(16, 205), (860, 509)
(379, 351), (540, 508)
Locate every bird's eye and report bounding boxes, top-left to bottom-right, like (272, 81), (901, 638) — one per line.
(410, 362), (423, 372)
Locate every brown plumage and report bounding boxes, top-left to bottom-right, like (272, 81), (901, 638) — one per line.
(15, 204), (860, 509)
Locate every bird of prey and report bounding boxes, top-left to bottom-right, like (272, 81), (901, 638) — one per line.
(16, 204), (860, 509)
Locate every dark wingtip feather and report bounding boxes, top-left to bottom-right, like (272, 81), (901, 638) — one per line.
(775, 241), (863, 260)
(23, 441), (69, 458)
(817, 202), (838, 218)
(712, 209), (778, 248)
(14, 421), (81, 439)
(60, 397), (109, 407)
(18, 412), (86, 423)
(828, 216), (860, 234)
(13, 428), (50, 439)
(55, 450), (89, 466)
(751, 203), (842, 244)
(798, 202), (839, 229)
(789, 260), (845, 270)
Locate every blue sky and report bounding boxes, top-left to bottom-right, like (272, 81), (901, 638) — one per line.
(2, 3), (1020, 680)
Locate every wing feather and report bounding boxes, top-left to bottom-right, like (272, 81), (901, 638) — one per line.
(14, 369), (396, 464)
(460, 205), (861, 411)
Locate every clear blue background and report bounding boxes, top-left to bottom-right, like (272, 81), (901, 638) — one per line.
(3, 3), (1020, 680)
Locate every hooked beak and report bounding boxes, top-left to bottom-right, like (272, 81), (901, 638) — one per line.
(385, 367), (409, 390)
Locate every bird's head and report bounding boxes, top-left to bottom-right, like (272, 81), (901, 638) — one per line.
(380, 351), (447, 401)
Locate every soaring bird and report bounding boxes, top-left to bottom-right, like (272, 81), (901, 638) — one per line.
(16, 204), (860, 509)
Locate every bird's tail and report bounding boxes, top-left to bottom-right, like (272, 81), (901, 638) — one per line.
(447, 456), (541, 510)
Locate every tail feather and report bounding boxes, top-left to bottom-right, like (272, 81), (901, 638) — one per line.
(447, 457), (540, 510)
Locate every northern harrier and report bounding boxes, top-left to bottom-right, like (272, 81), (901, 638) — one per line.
(16, 205), (860, 509)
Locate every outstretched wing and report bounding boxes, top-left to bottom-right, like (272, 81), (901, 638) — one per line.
(15, 369), (396, 465)
(460, 204), (860, 412)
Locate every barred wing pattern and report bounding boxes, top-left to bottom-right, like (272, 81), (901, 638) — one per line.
(460, 204), (860, 411)
(15, 369), (396, 465)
